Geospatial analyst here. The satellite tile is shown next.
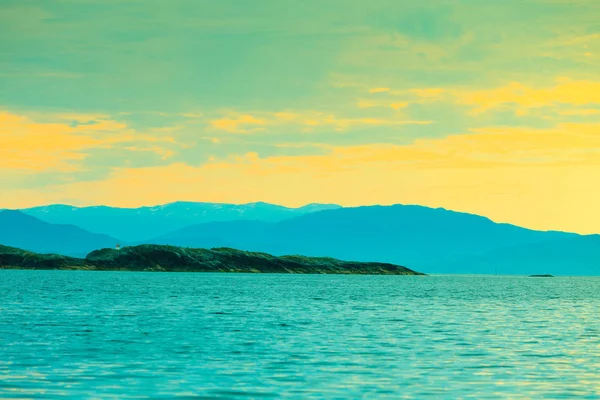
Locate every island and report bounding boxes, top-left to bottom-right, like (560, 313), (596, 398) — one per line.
(0, 244), (424, 275)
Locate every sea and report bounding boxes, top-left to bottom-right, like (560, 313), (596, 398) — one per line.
(1, 271), (599, 399)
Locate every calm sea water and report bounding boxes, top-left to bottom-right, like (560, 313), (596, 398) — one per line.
(1, 271), (599, 399)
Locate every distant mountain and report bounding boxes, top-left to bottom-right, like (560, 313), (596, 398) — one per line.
(18, 202), (341, 242)
(3, 204), (597, 275)
(0, 244), (84, 270)
(0, 244), (424, 275)
(436, 235), (600, 276)
(0, 210), (120, 257)
(150, 220), (272, 248)
(147, 205), (592, 275)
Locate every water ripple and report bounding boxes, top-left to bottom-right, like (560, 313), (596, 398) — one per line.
(1, 271), (599, 398)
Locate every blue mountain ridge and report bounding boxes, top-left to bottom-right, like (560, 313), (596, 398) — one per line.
(437, 234), (600, 275)
(2, 203), (598, 275)
(17, 202), (341, 242)
(0, 210), (120, 257)
(146, 204), (597, 275)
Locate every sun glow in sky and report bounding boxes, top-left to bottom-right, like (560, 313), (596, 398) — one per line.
(1, 0), (599, 233)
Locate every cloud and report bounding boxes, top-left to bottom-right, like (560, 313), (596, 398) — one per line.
(121, 146), (175, 160)
(4, 121), (599, 233)
(3, 1), (600, 234)
(304, 122), (600, 169)
(457, 78), (600, 115)
(0, 111), (114, 172)
(352, 86), (451, 113)
(410, 88), (445, 98)
(390, 102), (409, 110)
(369, 87), (391, 93)
(209, 114), (266, 133)
(294, 113), (432, 131)
(558, 109), (600, 116)
(357, 99), (409, 110)
(357, 100), (379, 108)
(0, 110), (176, 172)
(180, 112), (204, 118)
(208, 110), (432, 134)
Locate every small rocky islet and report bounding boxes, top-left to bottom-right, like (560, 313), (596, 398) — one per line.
(0, 244), (424, 275)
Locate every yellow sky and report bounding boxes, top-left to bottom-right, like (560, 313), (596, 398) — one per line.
(1, 108), (599, 233)
(1, 1), (600, 233)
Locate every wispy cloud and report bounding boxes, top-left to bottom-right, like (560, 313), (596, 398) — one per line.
(0, 110), (177, 172)
(210, 115), (266, 133)
(7, 121), (599, 233)
(456, 78), (600, 115)
(208, 110), (432, 134)
(369, 87), (391, 93)
(558, 108), (600, 116)
(2, 0), (600, 233)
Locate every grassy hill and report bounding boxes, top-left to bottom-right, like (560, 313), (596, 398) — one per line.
(0, 244), (423, 275)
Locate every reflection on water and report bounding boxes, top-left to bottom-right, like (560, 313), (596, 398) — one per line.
(1, 271), (599, 398)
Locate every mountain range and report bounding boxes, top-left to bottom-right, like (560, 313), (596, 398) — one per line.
(17, 202), (341, 241)
(0, 210), (119, 256)
(148, 205), (598, 275)
(0, 202), (598, 275)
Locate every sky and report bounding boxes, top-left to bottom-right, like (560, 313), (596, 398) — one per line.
(1, 0), (599, 234)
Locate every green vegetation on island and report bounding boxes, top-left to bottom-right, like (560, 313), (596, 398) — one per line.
(0, 244), (424, 275)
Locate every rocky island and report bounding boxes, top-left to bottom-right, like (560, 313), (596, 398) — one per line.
(0, 244), (424, 275)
